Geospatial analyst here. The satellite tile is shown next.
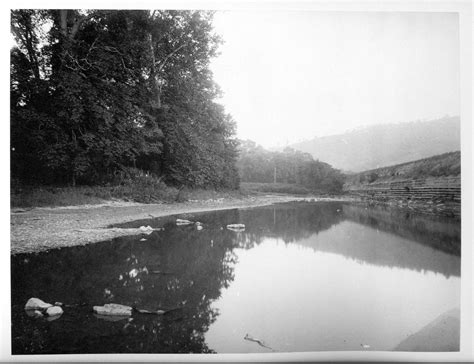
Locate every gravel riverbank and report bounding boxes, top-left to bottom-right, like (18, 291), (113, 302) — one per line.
(11, 195), (350, 255)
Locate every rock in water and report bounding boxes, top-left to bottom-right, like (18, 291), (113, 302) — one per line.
(176, 219), (193, 225)
(226, 224), (245, 232)
(196, 225), (203, 231)
(139, 225), (153, 233)
(25, 309), (44, 318)
(46, 306), (63, 316)
(226, 223), (245, 229)
(93, 303), (133, 316)
(25, 298), (53, 311)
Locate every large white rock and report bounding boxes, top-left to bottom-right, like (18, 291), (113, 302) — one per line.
(93, 303), (132, 316)
(46, 306), (63, 316)
(25, 298), (53, 311)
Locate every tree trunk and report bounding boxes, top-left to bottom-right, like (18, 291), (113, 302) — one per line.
(147, 33), (161, 109)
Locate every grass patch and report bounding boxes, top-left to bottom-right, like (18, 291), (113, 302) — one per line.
(11, 186), (107, 208)
(11, 177), (180, 208)
(11, 177), (245, 208)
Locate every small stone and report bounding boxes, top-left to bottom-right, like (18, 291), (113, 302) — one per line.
(25, 298), (53, 311)
(54, 302), (63, 307)
(46, 306), (63, 316)
(196, 225), (203, 231)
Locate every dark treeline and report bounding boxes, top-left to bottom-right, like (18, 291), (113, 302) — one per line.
(237, 140), (345, 193)
(11, 10), (239, 189)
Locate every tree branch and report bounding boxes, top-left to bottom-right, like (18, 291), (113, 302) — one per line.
(156, 44), (185, 72)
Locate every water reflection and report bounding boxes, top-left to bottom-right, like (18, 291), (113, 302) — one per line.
(342, 204), (461, 256)
(11, 202), (460, 354)
(206, 239), (460, 352)
(12, 226), (238, 353)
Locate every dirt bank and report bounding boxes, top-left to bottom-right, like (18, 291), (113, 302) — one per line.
(11, 195), (350, 255)
(394, 308), (460, 351)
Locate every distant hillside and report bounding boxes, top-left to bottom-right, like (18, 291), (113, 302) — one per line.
(290, 116), (460, 172)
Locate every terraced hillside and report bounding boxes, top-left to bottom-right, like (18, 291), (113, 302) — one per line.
(343, 152), (461, 216)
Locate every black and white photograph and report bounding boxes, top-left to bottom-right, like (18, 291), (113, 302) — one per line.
(5, 0), (473, 361)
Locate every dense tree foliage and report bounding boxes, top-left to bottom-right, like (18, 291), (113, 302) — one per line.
(237, 140), (345, 193)
(11, 10), (239, 188)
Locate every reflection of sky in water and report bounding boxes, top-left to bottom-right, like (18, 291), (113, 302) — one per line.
(206, 222), (460, 353)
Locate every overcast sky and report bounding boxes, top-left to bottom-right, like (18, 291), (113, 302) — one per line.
(210, 11), (460, 148)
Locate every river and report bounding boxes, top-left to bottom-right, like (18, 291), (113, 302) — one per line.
(11, 201), (460, 354)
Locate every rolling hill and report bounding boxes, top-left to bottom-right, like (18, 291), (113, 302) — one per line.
(289, 116), (460, 172)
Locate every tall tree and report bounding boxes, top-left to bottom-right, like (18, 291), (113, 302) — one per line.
(11, 10), (239, 188)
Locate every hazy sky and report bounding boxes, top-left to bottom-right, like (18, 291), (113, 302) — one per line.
(210, 11), (460, 148)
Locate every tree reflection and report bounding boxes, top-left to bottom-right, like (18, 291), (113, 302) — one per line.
(12, 224), (239, 353)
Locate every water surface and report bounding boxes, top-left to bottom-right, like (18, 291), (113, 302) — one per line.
(11, 202), (460, 354)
